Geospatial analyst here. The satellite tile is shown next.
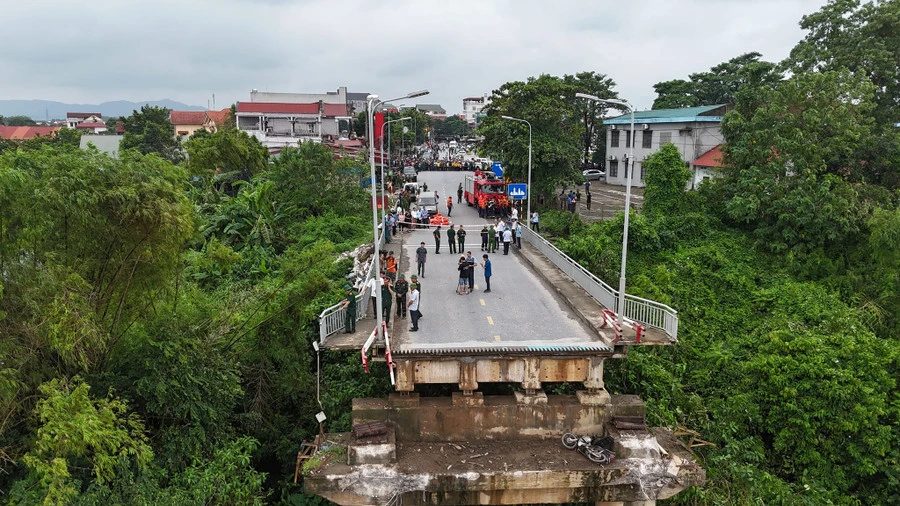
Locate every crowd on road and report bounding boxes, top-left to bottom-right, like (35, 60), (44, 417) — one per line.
(340, 163), (546, 335)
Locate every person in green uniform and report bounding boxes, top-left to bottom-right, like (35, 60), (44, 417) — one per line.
(394, 273), (409, 319)
(457, 225), (466, 252)
(447, 225), (457, 254)
(380, 273), (395, 324)
(433, 225), (442, 254)
(488, 225), (497, 253)
(340, 284), (356, 333)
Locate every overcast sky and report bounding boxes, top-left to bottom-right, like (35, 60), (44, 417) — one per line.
(1, 0), (827, 113)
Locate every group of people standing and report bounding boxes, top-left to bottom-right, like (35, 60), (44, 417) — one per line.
(456, 252), (491, 295)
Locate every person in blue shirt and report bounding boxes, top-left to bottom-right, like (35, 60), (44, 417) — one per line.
(480, 254), (492, 293)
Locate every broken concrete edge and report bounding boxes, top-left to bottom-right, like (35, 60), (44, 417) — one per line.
(305, 435), (705, 504)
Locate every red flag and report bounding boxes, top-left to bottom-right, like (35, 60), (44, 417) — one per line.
(374, 112), (385, 151)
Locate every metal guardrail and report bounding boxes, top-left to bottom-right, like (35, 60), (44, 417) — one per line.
(520, 226), (678, 340)
(319, 228), (386, 344)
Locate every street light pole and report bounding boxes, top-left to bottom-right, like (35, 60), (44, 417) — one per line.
(575, 93), (634, 330)
(500, 115), (532, 229)
(366, 90), (429, 344)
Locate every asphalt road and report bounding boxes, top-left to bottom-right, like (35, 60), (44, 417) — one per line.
(392, 171), (598, 351)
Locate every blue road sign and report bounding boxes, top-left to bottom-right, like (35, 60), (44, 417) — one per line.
(491, 161), (503, 177)
(508, 183), (528, 200)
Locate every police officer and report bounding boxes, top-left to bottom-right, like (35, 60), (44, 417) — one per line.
(394, 273), (409, 319)
(381, 273), (395, 324)
(447, 225), (457, 254)
(488, 225), (498, 253)
(480, 225), (489, 251)
(433, 225), (442, 254)
(340, 284), (356, 333)
(457, 225), (466, 252)
(457, 183), (463, 204)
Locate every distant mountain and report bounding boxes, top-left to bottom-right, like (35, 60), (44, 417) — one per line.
(0, 99), (205, 120)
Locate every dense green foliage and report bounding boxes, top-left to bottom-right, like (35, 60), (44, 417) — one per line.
(477, 74), (588, 197)
(431, 115), (468, 138)
(121, 105), (183, 164)
(0, 115), (38, 126)
(651, 52), (783, 109)
(0, 137), (386, 504)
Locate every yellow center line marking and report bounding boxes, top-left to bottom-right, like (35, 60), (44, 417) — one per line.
(494, 335), (501, 341)
(487, 316), (494, 325)
(480, 299), (485, 306)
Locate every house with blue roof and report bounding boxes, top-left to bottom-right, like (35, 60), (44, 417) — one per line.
(603, 104), (728, 187)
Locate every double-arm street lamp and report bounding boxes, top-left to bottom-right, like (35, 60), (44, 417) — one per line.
(500, 115), (532, 225)
(367, 90), (429, 343)
(575, 93), (635, 330)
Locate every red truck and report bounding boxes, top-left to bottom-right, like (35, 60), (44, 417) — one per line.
(464, 171), (509, 218)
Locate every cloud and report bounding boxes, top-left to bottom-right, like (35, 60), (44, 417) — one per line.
(0, 0), (827, 112)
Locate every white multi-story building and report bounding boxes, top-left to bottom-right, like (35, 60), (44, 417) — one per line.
(235, 101), (351, 150)
(236, 87), (358, 149)
(603, 105), (727, 187)
(462, 94), (490, 125)
(66, 112), (103, 129)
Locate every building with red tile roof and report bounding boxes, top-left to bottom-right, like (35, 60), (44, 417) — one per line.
(0, 125), (62, 140)
(236, 98), (353, 149)
(322, 103), (350, 118)
(75, 121), (107, 134)
(169, 109), (232, 136)
(205, 108), (231, 130)
(66, 112), (103, 129)
(689, 144), (725, 189)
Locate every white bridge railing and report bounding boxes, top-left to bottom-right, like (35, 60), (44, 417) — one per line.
(318, 229), (385, 344)
(520, 226), (678, 341)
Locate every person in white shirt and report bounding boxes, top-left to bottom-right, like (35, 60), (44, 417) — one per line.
(502, 228), (513, 255)
(510, 207), (518, 221)
(407, 284), (421, 331)
(366, 275), (383, 318)
(531, 212), (539, 233)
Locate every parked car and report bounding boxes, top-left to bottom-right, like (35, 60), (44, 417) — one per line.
(582, 169), (606, 181)
(416, 191), (439, 216)
(402, 166), (417, 181)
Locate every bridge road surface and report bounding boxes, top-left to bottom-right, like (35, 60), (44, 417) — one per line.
(393, 171), (602, 352)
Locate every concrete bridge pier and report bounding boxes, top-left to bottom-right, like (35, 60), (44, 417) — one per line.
(579, 357), (612, 405)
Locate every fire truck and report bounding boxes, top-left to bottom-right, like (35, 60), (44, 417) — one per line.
(464, 170), (509, 218)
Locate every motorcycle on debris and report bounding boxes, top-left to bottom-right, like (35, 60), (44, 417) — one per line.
(561, 433), (615, 465)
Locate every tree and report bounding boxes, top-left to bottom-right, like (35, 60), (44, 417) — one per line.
(562, 71), (618, 167)
(431, 115), (468, 138)
(788, 0), (900, 126)
(641, 143), (691, 216)
(184, 128), (268, 180)
(121, 105), (183, 163)
(477, 74), (584, 198)
(12, 378), (153, 505)
(720, 70), (877, 254)
(1, 115), (37, 126)
(352, 111), (367, 138)
(267, 142), (369, 220)
(652, 52), (783, 109)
